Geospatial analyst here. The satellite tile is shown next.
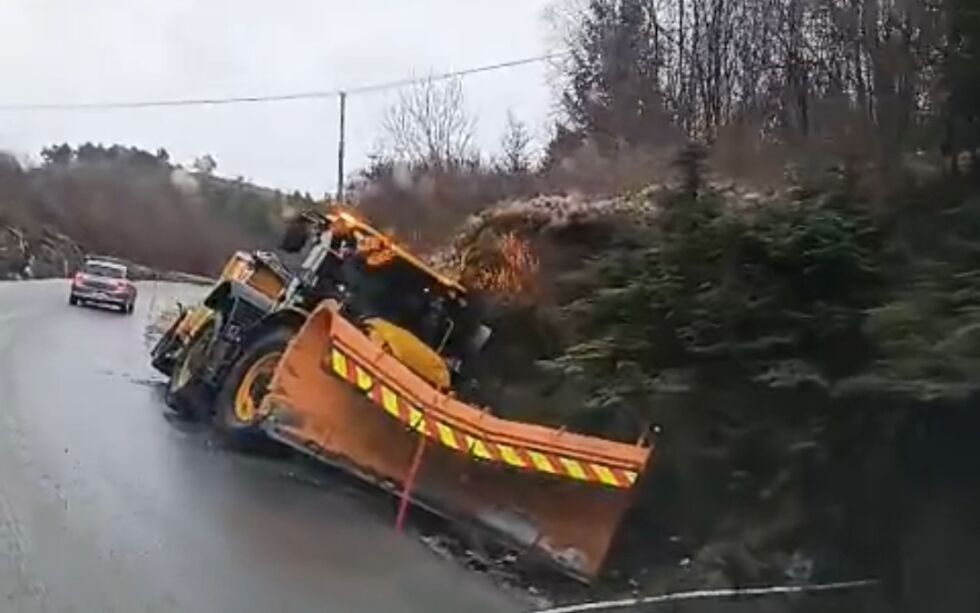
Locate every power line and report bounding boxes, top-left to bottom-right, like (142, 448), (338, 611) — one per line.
(0, 53), (563, 112)
(346, 53), (565, 95)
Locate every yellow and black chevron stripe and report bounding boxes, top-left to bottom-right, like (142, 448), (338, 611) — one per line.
(329, 348), (639, 489)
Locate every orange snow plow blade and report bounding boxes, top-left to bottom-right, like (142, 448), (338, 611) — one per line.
(260, 303), (653, 580)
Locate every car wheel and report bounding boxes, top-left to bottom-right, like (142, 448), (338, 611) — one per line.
(69, 294), (78, 306)
(126, 301), (135, 315)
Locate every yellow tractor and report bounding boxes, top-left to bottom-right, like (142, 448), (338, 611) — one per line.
(150, 205), (653, 580)
(150, 249), (290, 420)
(152, 206), (479, 434)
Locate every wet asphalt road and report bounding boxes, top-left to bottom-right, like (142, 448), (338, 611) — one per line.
(0, 280), (518, 613)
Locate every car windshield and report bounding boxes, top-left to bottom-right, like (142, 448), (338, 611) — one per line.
(84, 262), (126, 279)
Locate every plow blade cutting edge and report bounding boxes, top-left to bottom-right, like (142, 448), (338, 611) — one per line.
(260, 303), (653, 580)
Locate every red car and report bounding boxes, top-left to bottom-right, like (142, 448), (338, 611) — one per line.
(69, 259), (138, 314)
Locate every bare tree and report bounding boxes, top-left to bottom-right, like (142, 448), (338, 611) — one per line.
(551, 0), (955, 160)
(381, 77), (476, 169)
(500, 111), (533, 174)
(192, 154), (217, 175)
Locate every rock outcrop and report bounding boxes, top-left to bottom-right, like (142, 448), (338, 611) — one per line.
(0, 223), (85, 280)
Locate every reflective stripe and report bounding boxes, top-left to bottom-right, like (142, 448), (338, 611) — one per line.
(528, 450), (558, 474)
(407, 406), (426, 431)
(498, 444), (527, 468)
(467, 435), (492, 460)
(591, 464), (620, 487)
(331, 350), (348, 378)
(381, 386), (400, 416)
(328, 347), (643, 489)
(355, 366), (373, 391)
(559, 457), (588, 481)
(436, 422), (460, 450)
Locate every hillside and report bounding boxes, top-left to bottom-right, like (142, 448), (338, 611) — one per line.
(0, 144), (311, 278)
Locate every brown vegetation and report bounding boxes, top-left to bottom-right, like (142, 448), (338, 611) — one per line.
(0, 144), (309, 277)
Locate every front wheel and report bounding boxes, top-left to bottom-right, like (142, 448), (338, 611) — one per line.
(213, 326), (293, 449)
(166, 317), (217, 419)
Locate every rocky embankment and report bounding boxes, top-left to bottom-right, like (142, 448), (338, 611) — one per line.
(0, 222), (85, 279)
(0, 221), (213, 285)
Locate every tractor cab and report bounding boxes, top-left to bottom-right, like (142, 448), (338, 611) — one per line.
(281, 206), (490, 391)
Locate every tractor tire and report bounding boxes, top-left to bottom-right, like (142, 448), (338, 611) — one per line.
(166, 318), (217, 420)
(213, 326), (293, 451)
(150, 313), (186, 376)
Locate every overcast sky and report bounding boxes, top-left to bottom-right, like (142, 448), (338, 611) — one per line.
(0, 0), (558, 195)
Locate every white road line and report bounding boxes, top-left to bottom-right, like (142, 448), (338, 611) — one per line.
(532, 580), (880, 613)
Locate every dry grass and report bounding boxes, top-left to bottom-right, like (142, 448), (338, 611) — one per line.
(469, 232), (540, 298)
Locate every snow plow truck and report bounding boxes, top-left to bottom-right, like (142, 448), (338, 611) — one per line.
(150, 205), (653, 580)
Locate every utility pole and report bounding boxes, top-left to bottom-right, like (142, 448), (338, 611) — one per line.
(336, 91), (347, 203)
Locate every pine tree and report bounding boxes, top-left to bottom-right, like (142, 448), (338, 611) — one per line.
(562, 0), (670, 149)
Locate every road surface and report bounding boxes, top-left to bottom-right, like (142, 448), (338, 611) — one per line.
(0, 280), (519, 613)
